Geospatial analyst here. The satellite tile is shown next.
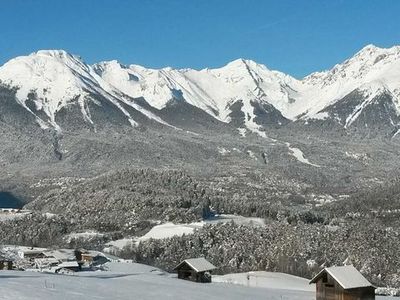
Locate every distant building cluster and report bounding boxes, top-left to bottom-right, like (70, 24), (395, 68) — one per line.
(2, 246), (117, 274)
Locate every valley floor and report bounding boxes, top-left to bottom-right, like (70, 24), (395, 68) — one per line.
(0, 262), (396, 300)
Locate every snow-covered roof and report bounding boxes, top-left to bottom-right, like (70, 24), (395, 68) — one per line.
(57, 261), (79, 268)
(310, 265), (374, 290)
(35, 257), (60, 264)
(43, 249), (76, 261)
(18, 247), (47, 255)
(174, 258), (216, 273)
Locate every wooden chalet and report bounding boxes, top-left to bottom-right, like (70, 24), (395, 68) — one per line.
(80, 253), (94, 263)
(77, 249), (110, 266)
(174, 257), (216, 283)
(309, 265), (375, 300)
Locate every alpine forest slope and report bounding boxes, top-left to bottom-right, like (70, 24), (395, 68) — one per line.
(2, 45), (400, 289)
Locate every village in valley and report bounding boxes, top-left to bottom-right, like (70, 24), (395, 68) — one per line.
(0, 245), (114, 274)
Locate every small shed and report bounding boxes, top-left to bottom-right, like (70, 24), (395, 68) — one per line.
(174, 257), (216, 283)
(309, 265), (375, 300)
(0, 256), (13, 270)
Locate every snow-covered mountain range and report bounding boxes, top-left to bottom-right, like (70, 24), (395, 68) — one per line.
(0, 45), (399, 135)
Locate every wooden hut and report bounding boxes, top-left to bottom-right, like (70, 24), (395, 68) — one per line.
(174, 258), (216, 283)
(309, 265), (375, 300)
(0, 256), (13, 270)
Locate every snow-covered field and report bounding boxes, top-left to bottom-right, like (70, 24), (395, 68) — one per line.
(205, 214), (265, 226)
(136, 222), (201, 243)
(213, 271), (314, 291)
(0, 210), (31, 221)
(104, 223), (203, 251)
(0, 262), (395, 300)
(64, 231), (105, 243)
(105, 214), (265, 251)
(285, 143), (320, 168)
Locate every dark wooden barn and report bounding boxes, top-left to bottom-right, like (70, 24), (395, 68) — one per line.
(174, 257), (216, 283)
(0, 256), (13, 270)
(309, 265), (375, 300)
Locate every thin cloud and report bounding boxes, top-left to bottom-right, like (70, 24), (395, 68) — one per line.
(256, 18), (291, 31)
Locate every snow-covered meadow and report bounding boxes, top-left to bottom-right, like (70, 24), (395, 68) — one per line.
(0, 262), (396, 300)
(104, 214), (265, 251)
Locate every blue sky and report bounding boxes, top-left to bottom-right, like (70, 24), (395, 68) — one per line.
(0, 0), (399, 78)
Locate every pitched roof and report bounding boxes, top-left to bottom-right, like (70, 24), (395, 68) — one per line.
(19, 248), (47, 255)
(57, 261), (80, 268)
(34, 257), (60, 265)
(174, 257), (217, 273)
(310, 265), (375, 290)
(43, 249), (76, 261)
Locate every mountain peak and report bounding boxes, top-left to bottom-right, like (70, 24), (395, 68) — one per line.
(224, 58), (264, 70)
(359, 43), (379, 52)
(32, 49), (78, 60)
(94, 60), (128, 75)
(354, 44), (400, 60)
(97, 60), (125, 67)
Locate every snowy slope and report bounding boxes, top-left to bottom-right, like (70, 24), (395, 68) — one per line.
(93, 59), (298, 117)
(93, 44), (400, 132)
(297, 45), (400, 120)
(0, 266), (313, 300)
(94, 58), (297, 135)
(213, 271), (314, 291)
(0, 50), (171, 130)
